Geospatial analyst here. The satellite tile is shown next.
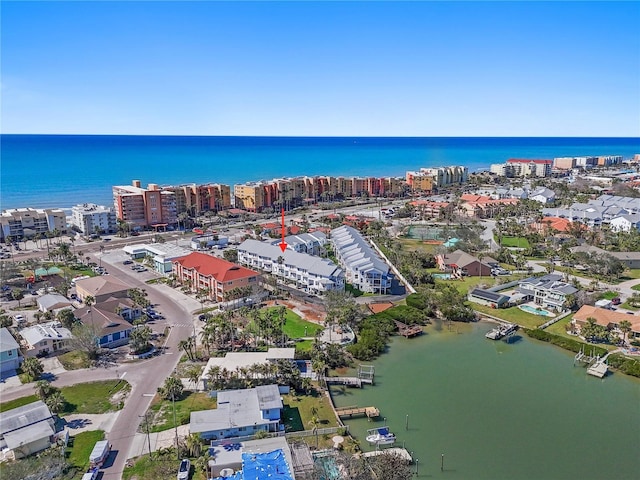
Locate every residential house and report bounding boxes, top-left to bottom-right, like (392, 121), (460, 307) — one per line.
(435, 249), (493, 277)
(237, 239), (344, 295)
(529, 217), (575, 235)
(569, 245), (640, 269)
(73, 304), (133, 348)
(609, 214), (640, 233)
(467, 288), (510, 308)
(201, 348), (295, 390)
(173, 251), (261, 302)
(75, 276), (132, 303)
(37, 293), (73, 314)
(330, 225), (392, 294)
(0, 327), (21, 374)
(0, 401), (55, 459)
(190, 384), (283, 440)
(207, 442), (294, 480)
(516, 274), (579, 312)
(528, 187), (556, 204)
(572, 305), (640, 340)
(20, 322), (73, 358)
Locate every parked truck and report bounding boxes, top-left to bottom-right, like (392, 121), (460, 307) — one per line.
(89, 440), (110, 468)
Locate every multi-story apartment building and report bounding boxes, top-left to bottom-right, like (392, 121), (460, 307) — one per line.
(71, 203), (117, 235)
(234, 182), (267, 212)
(492, 159), (552, 178)
(331, 225), (392, 294)
(405, 166), (468, 188)
(112, 180), (177, 228)
(172, 252), (261, 302)
(270, 232), (327, 255)
(405, 171), (435, 193)
(237, 239), (344, 295)
(167, 183), (231, 215)
(0, 208), (67, 240)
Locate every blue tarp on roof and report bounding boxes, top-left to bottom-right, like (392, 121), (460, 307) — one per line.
(212, 449), (293, 480)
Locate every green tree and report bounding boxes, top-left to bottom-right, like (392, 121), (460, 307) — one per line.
(56, 309), (76, 329)
(22, 357), (44, 381)
(11, 288), (24, 307)
(130, 325), (152, 354)
(619, 320), (632, 345)
(45, 391), (66, 414)
(185, 364), (203, 391)
(159, 375), (184, 401)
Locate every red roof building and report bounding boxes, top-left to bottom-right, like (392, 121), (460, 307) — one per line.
(172, 252), (260, 302)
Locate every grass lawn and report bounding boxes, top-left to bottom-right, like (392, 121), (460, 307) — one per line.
(58, 350), (91, 370)
(620, 301), (639, 311)
(473, 304), (551, 329)
(282, 389), (338, 433)
(632, 284), (640, 292)
(621, 269), (640, 280)
(599, 291), (620, 300)
(67, 430), (105, 471)
(0, 395), (38, 413)
(397, 237), (440, 254)
(61, 380), (130, 415)
(434, 275), (497, 294)
(148, 391), (217, 433)
(544, 316), (574, 337)
(295, 339), (314, 353)
(499, 236), (530, 248)
(263, 307), (323, 338)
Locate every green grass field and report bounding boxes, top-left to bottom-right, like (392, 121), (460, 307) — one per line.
(263, 307), (323, 338)
(632, 283), (640, 292)
(67, 430), (105, 471)
(58, 351), (91, 370)
(473, 304), (552, 329)
(0, 395), (38, 413)
(498, 236), (530, 248)
(148, 392), (217, 433)
(61, 380), (130, 415)
(282, 389), (338, 433)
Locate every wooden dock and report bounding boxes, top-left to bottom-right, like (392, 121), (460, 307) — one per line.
(324, 376), (363, 387)
(335, 405), (380, 419)
(394, 320), (423, 338)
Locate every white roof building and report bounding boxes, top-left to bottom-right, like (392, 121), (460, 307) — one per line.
(270, 231), (327, 256)
(70, 203), (117, 235)
(237, 239), (344, 295)
(331, 225), (393, 294)
(123, 243), (192, 274)
(20, 322), (73, 358)
(201, 348), (295, 388)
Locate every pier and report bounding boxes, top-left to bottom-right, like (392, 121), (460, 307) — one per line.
(485, 323), (517, 340)
(394, 320), (423, 338)
(363, 447), (413, 464)
(335, 405), (380, 419)
(324, 376), (363, 387)
(587, 352), (611, 378)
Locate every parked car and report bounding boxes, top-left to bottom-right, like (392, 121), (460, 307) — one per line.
(123, 260), (133, 265)
(177, 458), (190, 480)
(612, 297), (621, 305)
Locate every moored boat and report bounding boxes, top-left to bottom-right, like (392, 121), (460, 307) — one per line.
(366, 426), (396, 445)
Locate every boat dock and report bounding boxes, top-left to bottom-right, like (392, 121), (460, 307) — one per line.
(324, 377), (363, 387)
(485, 323), (517, 340)
(363, 447), (413, 464)
(394, 320), (423, 338)
(335, 405), (380, 419)
(587, 352), (611, 378)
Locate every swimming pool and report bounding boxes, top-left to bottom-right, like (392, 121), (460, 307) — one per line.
(518, 304), (555, 317)
(432, 273), (452, 280)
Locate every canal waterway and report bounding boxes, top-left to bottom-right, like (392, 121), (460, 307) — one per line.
(331, 322), (640, 480)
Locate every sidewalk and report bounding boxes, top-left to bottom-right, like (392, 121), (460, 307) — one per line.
(128, 424), (190, 460)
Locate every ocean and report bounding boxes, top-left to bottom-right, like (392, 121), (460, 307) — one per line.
(1, 135), (638, 211)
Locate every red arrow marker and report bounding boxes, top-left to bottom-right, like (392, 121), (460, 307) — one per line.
(279, 208), (288, 252)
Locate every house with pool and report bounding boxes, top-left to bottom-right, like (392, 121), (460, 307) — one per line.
(189, 384), (283, 441)
(515, 274), (579, 312)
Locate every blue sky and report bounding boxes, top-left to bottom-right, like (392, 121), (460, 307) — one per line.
(2, 1), (639, 136)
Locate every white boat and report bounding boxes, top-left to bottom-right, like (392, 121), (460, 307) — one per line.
(366, 427), (396, 445)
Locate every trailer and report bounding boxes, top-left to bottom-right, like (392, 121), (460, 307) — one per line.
(89, 440), (110, 468)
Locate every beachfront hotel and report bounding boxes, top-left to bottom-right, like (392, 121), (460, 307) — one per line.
(70, 203), (117, 235)
(112, 180), (177, 229)
(405, 166), (468, 188)
(0, 208), (67, 241)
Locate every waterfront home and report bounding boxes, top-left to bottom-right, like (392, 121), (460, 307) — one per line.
(0, 327), (21, 374)
(435, 249), (494, 277)
(331, 225), (391, 294)
(572, 305), (640, 340)
(20, 322), (73, 358)
(201, 348), (295, 390)
(207, 438), (295, 480)
(73, 304), (133, 348)
(467, 288), (510, 308)
(172, 251), (261, 302)
(75, 276), (132, 303)
(516, 274), (578, 312)
(237, 239), (344, 295)
(0, 400), (55, 460)
(189, 384), (283, 440)
(36, 293), (73, 314)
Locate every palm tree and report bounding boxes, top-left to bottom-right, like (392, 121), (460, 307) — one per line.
(22, 357), (44, 381)
(84, 295), (95, 307)
(185, 365), (203, 392)
(308, 415), (321, 447)
(45, 391), (66, 414)
(618, 320), (632, 346)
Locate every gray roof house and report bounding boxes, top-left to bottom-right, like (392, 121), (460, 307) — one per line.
(529, 187), (556, 204)
(516, 274), (579, 312)
(270, 231), (327, 256)
(331, 225), (392, 294)
(0, 400), (55, 459)
(190, 384), (283, 440)
(20, 322), (73, 358)
(238, 239), (344, 294)
(37, 293), (73, 313)
(0, 327), (21, 374)
(468, 288), (510, 308)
